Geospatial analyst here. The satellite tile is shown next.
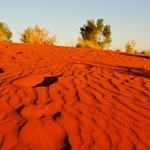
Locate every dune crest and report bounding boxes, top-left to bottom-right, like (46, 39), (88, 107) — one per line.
(0, 43), (150, 150)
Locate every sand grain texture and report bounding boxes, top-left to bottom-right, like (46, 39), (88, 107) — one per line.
(0, 42), (150, 150)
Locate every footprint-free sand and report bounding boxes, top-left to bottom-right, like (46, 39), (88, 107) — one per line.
(0, 42), (150, 149)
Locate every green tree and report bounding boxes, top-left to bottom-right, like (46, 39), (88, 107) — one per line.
(0, 22), (12, 42)
(20, 25), (56, 45)
(76, 19), (112, 49)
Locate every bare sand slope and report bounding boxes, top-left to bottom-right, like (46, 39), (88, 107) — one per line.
(0, 42), (150, 150)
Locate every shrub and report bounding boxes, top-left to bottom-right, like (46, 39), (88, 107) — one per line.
(0, 22), (12, 42)
(20, 25), (56, 45)
(125, 40), (136, 53)
(76, 19), (112, 49)
(140, 50), (150, 56)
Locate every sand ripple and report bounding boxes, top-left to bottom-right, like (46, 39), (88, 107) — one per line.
(0, 43), (150, 149)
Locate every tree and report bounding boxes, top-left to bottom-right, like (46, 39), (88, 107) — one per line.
(76, 19), (112, 49)
(125, 40), (136, 53)
(20, 25), (56, 45)
(0, 22), (12, 42)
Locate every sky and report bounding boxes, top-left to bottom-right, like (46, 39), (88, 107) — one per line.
(0, 0), (150, 51)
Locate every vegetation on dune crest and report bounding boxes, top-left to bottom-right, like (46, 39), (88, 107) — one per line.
(76, 18), (112, 50)
(0, 22), (12, 42)
(140, 50), (150, 55)
(125, 40), (136, 53)
(1, 21), (149, 56)
(20, 25), (56, 45)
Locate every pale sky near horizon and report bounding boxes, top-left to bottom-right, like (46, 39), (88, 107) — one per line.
(0, 0), (150, 51)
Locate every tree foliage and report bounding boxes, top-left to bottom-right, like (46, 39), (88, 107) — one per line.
(0, 22), (12, 42)
(20, 25), (56, 45)
(76, 19), (112, 49)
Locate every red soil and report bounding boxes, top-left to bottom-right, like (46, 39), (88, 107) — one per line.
(0, 42), (150, 150)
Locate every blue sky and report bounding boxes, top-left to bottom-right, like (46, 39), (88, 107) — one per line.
(0, 0), (150, 50)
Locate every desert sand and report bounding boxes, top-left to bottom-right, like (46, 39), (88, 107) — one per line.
(0, 42), (150, 150)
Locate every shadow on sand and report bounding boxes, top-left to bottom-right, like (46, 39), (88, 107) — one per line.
(35, 76), (58, 87)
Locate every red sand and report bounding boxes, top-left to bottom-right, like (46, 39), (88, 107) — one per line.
(0, 42), (150, 150)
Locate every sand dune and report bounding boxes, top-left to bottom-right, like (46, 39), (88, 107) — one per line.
(0, 42), (150, 150)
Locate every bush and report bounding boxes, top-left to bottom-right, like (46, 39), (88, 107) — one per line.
(20, 25), (56, 45)
(0, 22), (12, 42)
(140, 50), (150, 56)
(125, 40), (136, 53)
(76, 19), (112, 49)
